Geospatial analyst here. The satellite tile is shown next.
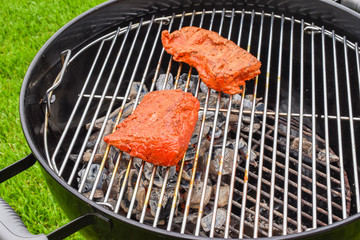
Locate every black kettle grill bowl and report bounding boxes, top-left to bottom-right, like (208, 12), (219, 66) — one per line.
(18, 0), (360, 239)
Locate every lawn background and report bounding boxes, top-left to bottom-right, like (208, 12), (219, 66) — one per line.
(0, 1), (105, 239)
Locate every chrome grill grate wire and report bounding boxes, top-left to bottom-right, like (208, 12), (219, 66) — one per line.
(43, 9), (360, 238)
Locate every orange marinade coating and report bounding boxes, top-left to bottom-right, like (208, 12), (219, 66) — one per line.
(103, 89), (200, 166)
(161, 27), (261, 94)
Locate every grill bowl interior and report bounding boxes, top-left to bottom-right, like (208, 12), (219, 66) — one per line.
(20, 1), (360, 239)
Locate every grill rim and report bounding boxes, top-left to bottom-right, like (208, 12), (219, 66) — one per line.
(19, 0), (360, 239)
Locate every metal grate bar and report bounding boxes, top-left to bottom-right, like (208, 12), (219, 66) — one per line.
(154, 63), (188, 226)
(106, 17), (165, 208)
(331, 32), (348, 220)
(205, 88), (222, 236)
(153, 17), (191, 225)
(166, 10), (199, 230)
(268, 14), (285, 237)
(162, 9), (206, 232)
(114, 15), (172, 214)
(166, 9), (200, 230)
(139, 165), (155, 222)
(224, 9), (246, 238)
(310, 23), (318, 229)
(239, 10), (264, 238)
(226, 97), (247, 237)
(124, 14), (176, 217)
(321, 26), (333, 224)
(199, 109), (360, 120)
(181, 8), (222, 233)
(153, 11), (187, 227)
(208, 8), (236, 238)
(80, 95), (360, 120)
(89, 17), (156, 201)
(79, 92), (360, 121)
(127, 11), (181, 226)
(136, 13), (179, 222)
(343, 36), (360, 212)
(80, 19), (144, 197)
(80, 94), (127, 100)
(141, 12), (185, 225)
(180, 8), (219, 233)
(179, 85), (210, 230)
(77, 19), (144, 195)
(90, 21), (147, 201)
(57, 26), (123, 176)
(153, 166), (169, 226)
(297, 19), (305, 233)
(149, 42), (166, 92)
(153, 28), (189, 229)
(282, 16), (294, 235)
(195, 8), (229, 236)
(253, 12), (275, 237)
(147, 17), (174, 93)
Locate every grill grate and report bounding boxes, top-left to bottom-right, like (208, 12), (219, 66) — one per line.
(43, 9), (360, 238)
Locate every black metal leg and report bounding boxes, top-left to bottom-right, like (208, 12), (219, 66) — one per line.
(46, 213), (111, 240)
(0, 154), (37, 183)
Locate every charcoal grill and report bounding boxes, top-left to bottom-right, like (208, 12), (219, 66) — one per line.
(1, 0), (360, 239)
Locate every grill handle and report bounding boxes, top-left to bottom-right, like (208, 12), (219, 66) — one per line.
(0, 197), (48, 240)
(0, 154), (47, 240)
(0, 154), (37, 184)
(0, 154), (112, 240)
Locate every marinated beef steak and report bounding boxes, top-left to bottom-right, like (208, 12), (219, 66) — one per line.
(161, 27), (261, 94)
(103, 89), (200, 166)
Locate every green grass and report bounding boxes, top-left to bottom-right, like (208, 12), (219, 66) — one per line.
(0, 1), (105, 239)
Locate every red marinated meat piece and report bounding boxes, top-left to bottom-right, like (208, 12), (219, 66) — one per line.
(103, 89), (200, 166)
(161, 27), (261, 94)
